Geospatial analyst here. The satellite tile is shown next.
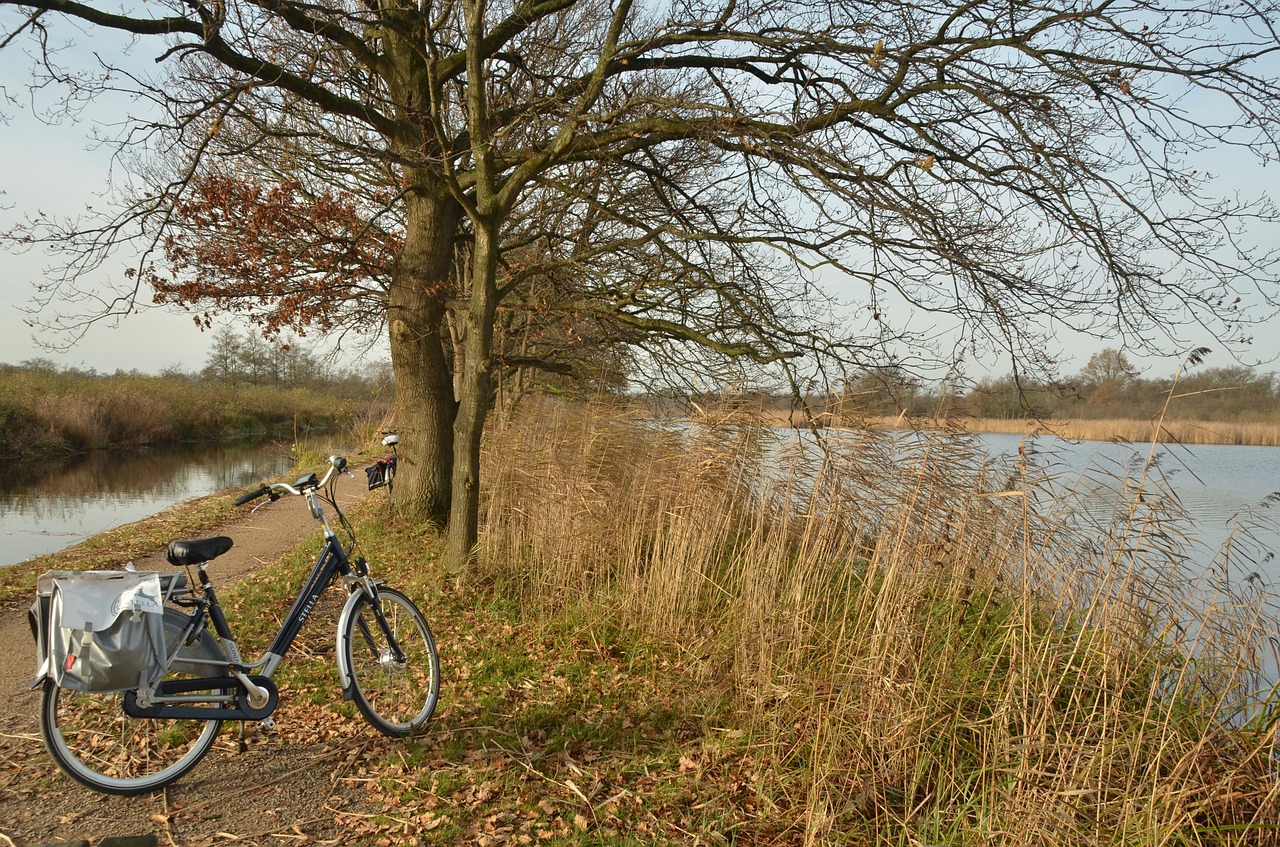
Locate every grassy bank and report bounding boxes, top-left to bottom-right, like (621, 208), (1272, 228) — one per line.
(0, 491), (240, 607)
(0, 367), (378, 457)
(461, 400), (1280, 844)
(278, 401), (1274, 845)
(6, 401), (1278, 844)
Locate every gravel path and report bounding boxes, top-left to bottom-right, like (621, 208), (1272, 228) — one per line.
(0, 484), (385, 847)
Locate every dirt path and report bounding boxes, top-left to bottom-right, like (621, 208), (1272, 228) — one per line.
(0, 484), (388, 847)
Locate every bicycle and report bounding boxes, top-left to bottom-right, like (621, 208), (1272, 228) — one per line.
(35, 455), (441, 795)
(365, 431), (398, 500)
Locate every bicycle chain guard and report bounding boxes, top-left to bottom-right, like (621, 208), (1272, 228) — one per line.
(123, 675), (280, 721)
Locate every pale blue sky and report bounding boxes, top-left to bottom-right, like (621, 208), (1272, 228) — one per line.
(0, 23), (221, 373)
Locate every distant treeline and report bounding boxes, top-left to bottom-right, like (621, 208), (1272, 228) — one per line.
(654, 349), (1280, 428)
(836, 351), (1280, 422)
(1, 331), (392, 457)
(953, 350), (1280, 422)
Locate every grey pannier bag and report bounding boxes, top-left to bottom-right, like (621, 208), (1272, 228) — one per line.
(33, 570), (168, 693)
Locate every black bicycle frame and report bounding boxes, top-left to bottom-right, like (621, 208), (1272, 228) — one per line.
(184, 532), (351, 671)
(125, 535), (355, 722)
(125, 503), (422, 729)
(266, 534), (352, 659)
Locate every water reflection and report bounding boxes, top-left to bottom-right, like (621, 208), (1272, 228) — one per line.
(0, 441), (299, 567)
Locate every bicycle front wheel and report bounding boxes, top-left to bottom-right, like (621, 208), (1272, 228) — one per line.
(40, 608), (226, 795)
(341, 586), (439, 736)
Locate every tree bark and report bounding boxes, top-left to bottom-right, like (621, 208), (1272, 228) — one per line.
(388, 182), (462, 528)
(446, 219), (500, 569)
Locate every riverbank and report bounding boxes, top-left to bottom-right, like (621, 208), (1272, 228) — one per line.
(0, 489), (239, 608)
(755, 408), (1280, 445)
(949, 415), (1280, 446)
(0, 364), (389, 458)
(468, 400), (1280, 844)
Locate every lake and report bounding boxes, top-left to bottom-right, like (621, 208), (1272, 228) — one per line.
(975, 432), (1280, 586)
(0, 441), (299, 568)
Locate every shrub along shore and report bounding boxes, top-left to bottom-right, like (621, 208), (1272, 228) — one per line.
(5, 399), (1277, 844)
(0, 364), (387, 458)
(7, 358), (1275, 459)
(939, 416), (1280, 446)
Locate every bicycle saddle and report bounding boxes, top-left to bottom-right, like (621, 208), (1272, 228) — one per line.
(166, 536), (234, 567)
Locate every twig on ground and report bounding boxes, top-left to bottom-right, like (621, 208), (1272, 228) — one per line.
(321, 739), (369, 811)
(162, 786), (181, 847)
(213, 817), (332, 843)
(179, 744), (353, 815)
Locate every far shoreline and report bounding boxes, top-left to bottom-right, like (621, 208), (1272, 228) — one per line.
(950, 416), (1280, 447)
(756, 410), (1280, 447)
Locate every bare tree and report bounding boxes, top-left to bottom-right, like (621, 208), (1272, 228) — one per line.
(4, 0), (1280, 569)
(434, 0), (1280, 562)
(1079, 348), (1140, 392)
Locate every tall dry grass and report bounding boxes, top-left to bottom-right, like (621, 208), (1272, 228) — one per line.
(477, 398), (1280, 845)
(0, 369), (359, 456)
(755, 406), (1280, 446)
(950, 417), (1280, 447)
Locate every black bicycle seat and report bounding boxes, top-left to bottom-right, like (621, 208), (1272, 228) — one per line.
(166, 536), (234, 567)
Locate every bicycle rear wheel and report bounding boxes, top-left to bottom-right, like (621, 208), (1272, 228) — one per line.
(40, 608), (226, 795)
(341, 586), (439, 736)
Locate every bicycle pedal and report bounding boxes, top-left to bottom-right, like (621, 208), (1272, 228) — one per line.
(258, 716), (277, 731)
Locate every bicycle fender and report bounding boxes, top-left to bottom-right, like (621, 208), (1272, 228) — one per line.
(29, 662), (49, 691)
(335, 588), (367, 701)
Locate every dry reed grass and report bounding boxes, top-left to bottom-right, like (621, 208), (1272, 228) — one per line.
(477, 398), (1280, 845)
(756, 406), (1280, 447)
(949, 417), (1280, 447)
(0, 369), (359, 456)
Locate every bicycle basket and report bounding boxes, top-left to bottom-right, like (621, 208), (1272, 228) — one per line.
(365, 456), (396, 490)
(33, 571), (167, 693)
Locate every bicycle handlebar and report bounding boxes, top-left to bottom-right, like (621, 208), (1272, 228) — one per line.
(234, 455), (349, 505)
(234, 484), (272, 506)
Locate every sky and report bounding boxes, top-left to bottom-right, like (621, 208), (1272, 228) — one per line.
(2, 12), (1278, 382)
(0, 25), (221, 374)
(0, 78), (383, 375)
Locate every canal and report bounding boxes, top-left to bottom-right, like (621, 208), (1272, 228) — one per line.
(0, 441), (300, 568)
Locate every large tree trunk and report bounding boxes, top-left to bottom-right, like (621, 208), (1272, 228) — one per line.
(388, 184), (462, 528)
(446, 220), (500, 569)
